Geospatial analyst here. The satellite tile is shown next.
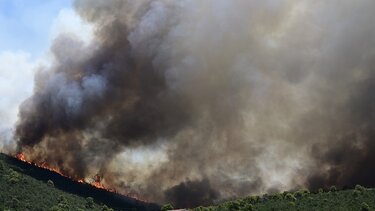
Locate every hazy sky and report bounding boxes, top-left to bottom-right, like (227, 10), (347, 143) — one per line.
(0, 0), (92, 148)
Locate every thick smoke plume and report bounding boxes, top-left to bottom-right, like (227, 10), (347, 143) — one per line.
(13, 0), (375, 208)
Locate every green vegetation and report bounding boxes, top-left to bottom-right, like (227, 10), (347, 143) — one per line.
(2, 152), (375, 211)
(0, 154), (112, 211)
(193, 187), (375, 211)
(161, 203), (174, 211)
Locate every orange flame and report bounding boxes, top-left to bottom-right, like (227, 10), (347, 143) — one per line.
(16, 152), (27, 162)
(13, 152), (146, 202)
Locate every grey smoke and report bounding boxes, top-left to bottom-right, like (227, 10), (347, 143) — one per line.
(12, 0), (375, 208)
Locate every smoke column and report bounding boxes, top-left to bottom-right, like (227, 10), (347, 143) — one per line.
(11, 0), (375, 208)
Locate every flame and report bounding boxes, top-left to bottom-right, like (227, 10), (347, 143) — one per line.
(16, 152), (27, 162)
(14, 152), (146, 202)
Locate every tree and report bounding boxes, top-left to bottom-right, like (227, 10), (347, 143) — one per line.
(85, 197), (95, 209)
(355, 185), (366, 192)
(161, 203), (174, 211)
(47, 180), (54, 187)
(361, 202), (370, 211)
(6, 169), (21, 184)
(101, 205), (114, 211)
(329, 186), (337, 192)
(285, 193), (296, 201)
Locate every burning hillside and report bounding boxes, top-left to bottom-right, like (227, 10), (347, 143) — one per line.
(15, 152), (112, 193)
(2, 0), (375, 209)
(2, 153), (159, 210)
(14, 151), (151, 202)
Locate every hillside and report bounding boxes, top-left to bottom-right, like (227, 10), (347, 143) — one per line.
(2, 151), (375, 211)
(0, 153), (159, 211)
(189, 186), (375, 211)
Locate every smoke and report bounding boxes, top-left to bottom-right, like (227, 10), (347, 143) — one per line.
(0, 51), (35, 151)
(11, 0), (375, 208)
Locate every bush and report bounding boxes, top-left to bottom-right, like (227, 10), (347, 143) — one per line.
(101, 205), (114, 211)
(318, 188), (323, 193)
(58, 195), (67, 204)
(227, 200), (241, 210)
(243, 203), (254, 211)
(85, 197), (94, 209)
(55, 195), (69, 210)
(295, 191), (303, 198)
(356, 185), (366, 192)
(0, 160), (5, 172)
(11, 197), (20, 208)
(161, 203), (174, 211)
(301, 188), (310, 194)
(50, 205), (64, 211)
(361, 202), (370, 211)
(329, 186), (337, 192)
(6, 170), (20, 184)
(295, 189), (309, 198)
(47, 180), (54, 187)
(271, 193), (283, 200)
(353, 190), (361, 197)
(285, 193), (297, 201)
(244, 195), (259, 204)
(195, 206), (210, 211)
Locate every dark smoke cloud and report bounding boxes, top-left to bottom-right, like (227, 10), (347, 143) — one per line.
(165, 178), (219, 208)
(11, 0), (375, 208)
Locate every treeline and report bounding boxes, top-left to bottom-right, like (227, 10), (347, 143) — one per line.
(162, 185), (375, 211)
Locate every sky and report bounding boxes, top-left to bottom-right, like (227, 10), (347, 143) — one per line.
(0, 0), (73, 56)
(0, 0), (92, 149)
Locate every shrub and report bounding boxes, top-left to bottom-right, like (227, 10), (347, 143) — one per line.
(11, 197), (20, 208)
(355, 185), (366, 192)
(0, 160), (5, 172)
(318, 188), (323, 193)
(56, 195), (69, 210)
(353, 190), (361, 197)
(6, 170), (20, 184)
(85, 197), (95, 209)
(301, 188), (310, 194)
(295, 189), (309, 198)
(161, 203), (174, 211)
(50, 205), (63, 211)
(329, 186), (337, 192)
(58, 195), (67, 204)
(285, 193), (297, 201)
(101, 205), (114, 211)
(288, 202), (296, 207)
(227, 200), (241, 210)
(244, 195), (259, 204)
(361, 202), (370, 211)
(195, 206), (211, 211)
(243, 203), (254, 211)
(272, 193), (283, 200)
(295, 191), (303, 198)
(47, 180), (54, 187)
(194, 206), (203, 211)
